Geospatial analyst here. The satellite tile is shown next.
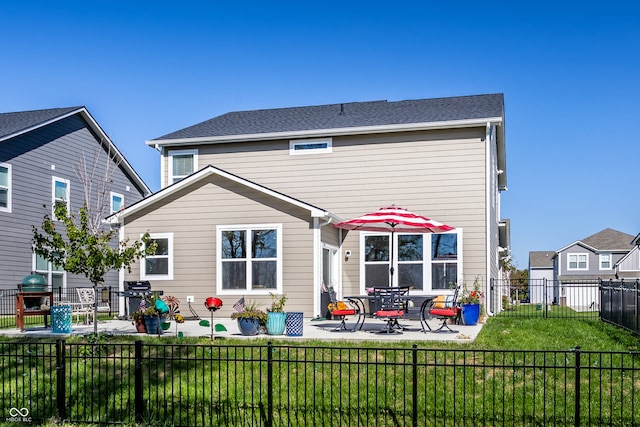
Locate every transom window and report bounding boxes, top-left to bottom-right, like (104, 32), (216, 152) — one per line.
(289, 138), (332, 155)
(141, 233), (173, 280)
(217, 224), (282, 294)
(169, 149), (198, 184)
(599, 253), (611, 270)
(568, 253), (588, 270)
(34, 253), (64, 290)
(110, 192), (124, 213)
(0, 163), (11, 212)
(52, 176), (70, 218)
(362, 231), (460, 292)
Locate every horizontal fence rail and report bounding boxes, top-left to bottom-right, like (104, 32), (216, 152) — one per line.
(600, 279), (640, 334)
(492, 278), (600, 319)
(0, 341), (638, 426)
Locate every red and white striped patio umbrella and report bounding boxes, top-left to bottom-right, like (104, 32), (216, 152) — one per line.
(334, 205), (454, 283)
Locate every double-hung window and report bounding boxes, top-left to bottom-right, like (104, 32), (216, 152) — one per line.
(34, 253), (65, 290)
(217, 224), (282, 294)
(142, 233), (173, 280)
(0, 163), (11, 212)
(168, 149), (198, 184)
(362, 231), (460, 292)
(52, 176), (70, 218)
(110, 192), (124, 213)
(567, 253), (588, 270)
(599, 253), (611, 270)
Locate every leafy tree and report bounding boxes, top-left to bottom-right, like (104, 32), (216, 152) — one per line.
(32, 203), (155, 334)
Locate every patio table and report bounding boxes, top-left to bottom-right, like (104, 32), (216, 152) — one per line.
(345, 294), (427, 332)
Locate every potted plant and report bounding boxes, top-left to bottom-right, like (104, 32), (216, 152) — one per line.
(230, 300), (267, 336)
(131, 308), (147, 333)
(459, 280), (483, 326)
(139, 293), (170, 335)
(266, 293), (287, 335)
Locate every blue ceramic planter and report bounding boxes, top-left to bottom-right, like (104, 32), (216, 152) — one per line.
(144, 315), (161, 334)
(266, 312), (287, 335)
(237, 318), (260, 336)
(461, 303), (480, 325)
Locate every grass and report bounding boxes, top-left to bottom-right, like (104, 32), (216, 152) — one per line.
(3, 315), (640, 426)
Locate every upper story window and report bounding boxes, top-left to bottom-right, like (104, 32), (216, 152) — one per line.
(567, 253), (588, 270)
(0, 163), (11, 213)
(110, 192), (124, 214)
(217, 224), (282, 295)
(169, 149), (198, 184)
(599, 253), (612, 270)
(52, 176), (70, 218)
(141, 233), (173, 280)
(289, 138), (332, 155)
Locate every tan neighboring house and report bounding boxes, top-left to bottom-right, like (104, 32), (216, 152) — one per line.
(108, 94), (508, 319)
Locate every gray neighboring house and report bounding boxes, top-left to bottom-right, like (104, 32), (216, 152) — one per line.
(536, 228), (635, 311)
(0, 107), (151, 291)
(613, 233), (640, 279)
(528, 251), (555, 304)
(109, 93), (509, 319)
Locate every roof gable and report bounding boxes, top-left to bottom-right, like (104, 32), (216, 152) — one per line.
(107, 165), (342, 224)
(0, 107), (151, 196)
(556, 228), (636, 254)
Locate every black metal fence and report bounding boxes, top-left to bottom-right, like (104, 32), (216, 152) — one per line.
(492, 278), (600, 319)
(0, 286), (120, 329)
(1, 340), (638, 426)
(601, 279), (640, 334)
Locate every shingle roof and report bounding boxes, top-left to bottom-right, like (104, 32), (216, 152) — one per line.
(154, 93), (504, 141)
(580, 228), (636, 251)
(0, 107), (81, 140)
(529, 251), (555, 268)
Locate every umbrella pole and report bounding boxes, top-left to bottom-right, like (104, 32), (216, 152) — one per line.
(389, 230), (395, 286)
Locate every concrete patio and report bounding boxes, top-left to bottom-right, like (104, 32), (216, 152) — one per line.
(0, 315), (484, 343)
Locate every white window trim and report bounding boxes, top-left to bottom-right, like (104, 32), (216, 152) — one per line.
(567, 253), (588, 271)
(599, 253), (612, 270)
(32, 253), (66, 290)
(52, 176), (70, 217)
(141, 232), (174, 280)
(0, 163), (11, 213)
(289, 138), (332, 155)
(216, 224), (283, 295)
(110, 192), (124, 214)
(358, 229), (462, 294)
(168, 149), (198, 184)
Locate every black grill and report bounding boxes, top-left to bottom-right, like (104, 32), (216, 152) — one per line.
(121, 281), (163, 315)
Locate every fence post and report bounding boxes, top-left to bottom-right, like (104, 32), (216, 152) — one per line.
(573, 346), (581, 427)
(135, 340), (143, 424)
(412, 344), (418, 427)
(266, 342), (273, 427)
(55, 339), (66, 420)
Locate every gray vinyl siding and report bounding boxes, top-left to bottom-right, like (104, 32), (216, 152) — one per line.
(170, 127), (489, 296)
(557, 245), (625, 278)
(122, 174), (318, 319)
(0, 114), (146, 289)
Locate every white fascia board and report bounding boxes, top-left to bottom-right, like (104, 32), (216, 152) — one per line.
(147, 117), (504, 148)
(556, 241), (598, 254)
(107, 166), (340, 224)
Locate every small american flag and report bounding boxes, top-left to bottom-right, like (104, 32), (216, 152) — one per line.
(233, 297), (246, 312)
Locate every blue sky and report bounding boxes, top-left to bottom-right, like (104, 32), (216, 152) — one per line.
(2, 1), (639, 268)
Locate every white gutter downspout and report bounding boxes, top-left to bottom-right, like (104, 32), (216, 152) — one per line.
(118, 224), (126, 317)
(485, 122), (494, 316)
(314, 216), (334, 317)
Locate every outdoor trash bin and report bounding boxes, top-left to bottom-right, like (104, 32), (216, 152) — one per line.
(286, 312), (303, 336)
(51, 306), (72, 333)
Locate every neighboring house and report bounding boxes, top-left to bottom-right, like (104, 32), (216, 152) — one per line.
(108, 94), (508, 318)
(613, 233), (640, 279)
(551, 228), (635, 311)
(0, 107), (151, 291)
(528, 251), (556, 305)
